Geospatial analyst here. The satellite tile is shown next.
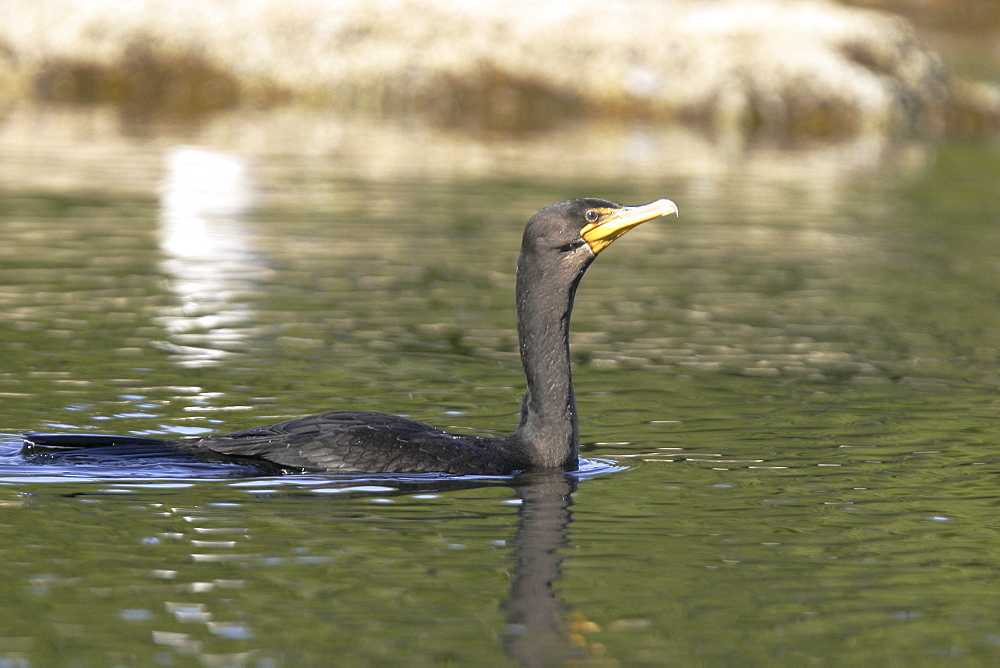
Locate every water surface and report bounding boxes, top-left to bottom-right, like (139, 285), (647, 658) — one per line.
(1, 109), (999, 665)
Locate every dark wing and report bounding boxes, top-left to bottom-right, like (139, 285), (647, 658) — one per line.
(185, 411), (517, 475)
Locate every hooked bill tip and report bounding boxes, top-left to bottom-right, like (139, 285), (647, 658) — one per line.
(649, 198), (679, 218)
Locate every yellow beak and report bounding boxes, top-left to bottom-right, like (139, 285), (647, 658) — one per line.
(580, 199), (679, 255)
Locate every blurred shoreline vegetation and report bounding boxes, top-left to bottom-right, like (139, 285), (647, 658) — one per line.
(841, 0), (999, 31)
(0, 0), (998, 140)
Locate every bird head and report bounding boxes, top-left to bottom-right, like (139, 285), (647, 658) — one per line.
(521, 197), (679, 261)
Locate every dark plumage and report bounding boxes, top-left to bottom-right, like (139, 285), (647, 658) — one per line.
(23, 197), (678, 475)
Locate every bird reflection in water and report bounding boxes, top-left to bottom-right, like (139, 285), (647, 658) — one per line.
(504, 471), (585, 666)
(242, 472), (591, 666)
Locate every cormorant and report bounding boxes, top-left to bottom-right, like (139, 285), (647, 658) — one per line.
(23, 197), (678, 475)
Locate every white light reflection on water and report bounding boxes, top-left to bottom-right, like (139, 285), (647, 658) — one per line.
(154, 146), (264, 368)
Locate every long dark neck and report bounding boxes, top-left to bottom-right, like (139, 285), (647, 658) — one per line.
(511, 248), (591, 468)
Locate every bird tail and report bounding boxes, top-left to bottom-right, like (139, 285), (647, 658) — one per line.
(21, 432), (173, 453)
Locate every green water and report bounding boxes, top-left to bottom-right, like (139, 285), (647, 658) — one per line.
(0, 110), (999, 665)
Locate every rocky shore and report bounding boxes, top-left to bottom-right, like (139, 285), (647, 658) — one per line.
(1, 0), (997, 139)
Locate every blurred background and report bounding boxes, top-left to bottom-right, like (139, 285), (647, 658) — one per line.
(2, 0), (998, 396)
(1, 0), (999, 192)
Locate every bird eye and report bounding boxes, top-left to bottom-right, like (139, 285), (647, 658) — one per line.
(584, 210), (599, 223)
